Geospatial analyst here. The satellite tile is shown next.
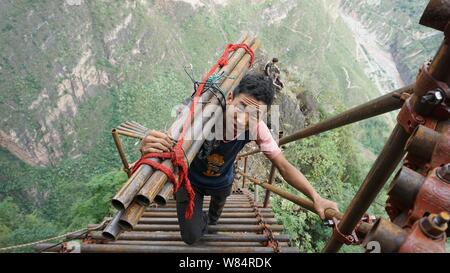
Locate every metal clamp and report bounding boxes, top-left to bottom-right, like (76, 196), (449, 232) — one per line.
(326, 214), (375, 246)
(330, 217), (360, 245)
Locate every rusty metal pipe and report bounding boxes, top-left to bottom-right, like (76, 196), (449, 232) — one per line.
(106, 224), (284, 232)
(154, 182), (173, 206)
(90, 231), (290, 242)
(142, 212), (274, 218)
(323, 124), (410, 252)
(112, 129), (130, 175)
(263, 165), (276, 208)
(153, 56), (255, 205)
(428, 40), (450, 85)
(419, 0), (450, 31)
(134, 217), (277, 225)
(112, 108), (208, 210)
(118, 201), (146, 231)
(34, 242), (296, 253)
(135, 106), (219, 206)
(238, 85), (413, 158)
(242, 156), (248, 188)
(162, 203), (253, 208)
(162, 202), (255, 206)
(79, 244), (297, 253)
(144, 207), (272, 212)
(405, 125), (441, 162)
(387, 166), (425, 211)
(107, 240), (288, 247)
(136, 110), (215, 206)
(102, 210), (124, 240)
(33, 244), (62, 253)
(165, 198), (251, 202)
(237, 170), (373, 235)
(110, 33), (252, 211)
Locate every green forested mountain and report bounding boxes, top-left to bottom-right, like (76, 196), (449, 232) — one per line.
(0, 0), (442, 252)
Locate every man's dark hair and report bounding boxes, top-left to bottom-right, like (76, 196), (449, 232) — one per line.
(233, 74), (275, 106)
(272, 57), (278, 63)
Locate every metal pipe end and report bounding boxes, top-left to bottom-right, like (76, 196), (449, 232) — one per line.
(437, 163), (450, 183)
(111, 199), (126, 211)
(118, 219), (133, 231)
(154, 195), (168, 206)
(101, 230), (118, 241)
(135, 195), (151, 207)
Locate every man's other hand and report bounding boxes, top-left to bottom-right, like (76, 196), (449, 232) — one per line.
(313, 196), (339, 220)
(140, 130), (174, 154)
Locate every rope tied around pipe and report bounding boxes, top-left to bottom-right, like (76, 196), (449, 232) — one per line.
(131, 43), (255, 220)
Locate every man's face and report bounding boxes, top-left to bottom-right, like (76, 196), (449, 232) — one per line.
(225, 93), (267, 137)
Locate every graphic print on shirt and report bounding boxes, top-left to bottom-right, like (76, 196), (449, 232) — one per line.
(203, 153), (225, 176)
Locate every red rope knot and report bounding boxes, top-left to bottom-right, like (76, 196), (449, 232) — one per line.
(171, 146), (186, 169)
(217, 43), (255, 68)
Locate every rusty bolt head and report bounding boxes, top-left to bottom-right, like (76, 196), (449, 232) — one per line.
(437, 164), (450, 183)
(433, 212), (450, 227)
(421, 89), (444, 105)
(420, 212), (449, 238)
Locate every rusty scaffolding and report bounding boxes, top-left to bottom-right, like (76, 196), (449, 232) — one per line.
(239, 0), (450, 253)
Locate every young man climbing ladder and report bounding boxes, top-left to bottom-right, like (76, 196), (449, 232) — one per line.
(138, 74), (339, 245)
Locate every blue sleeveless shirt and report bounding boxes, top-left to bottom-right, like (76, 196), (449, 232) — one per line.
(188, 131), (251, 190)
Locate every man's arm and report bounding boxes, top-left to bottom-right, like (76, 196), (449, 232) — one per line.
(269, 152), (339, 219)
(253, 121), (338, 219)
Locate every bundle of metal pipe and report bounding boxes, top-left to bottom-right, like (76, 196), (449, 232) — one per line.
(111, 32), (254, 211)
(103, 33), (261, 239)
(135, 38), (261, 207)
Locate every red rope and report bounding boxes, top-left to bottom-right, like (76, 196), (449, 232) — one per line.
(131, 43), (254, 219)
